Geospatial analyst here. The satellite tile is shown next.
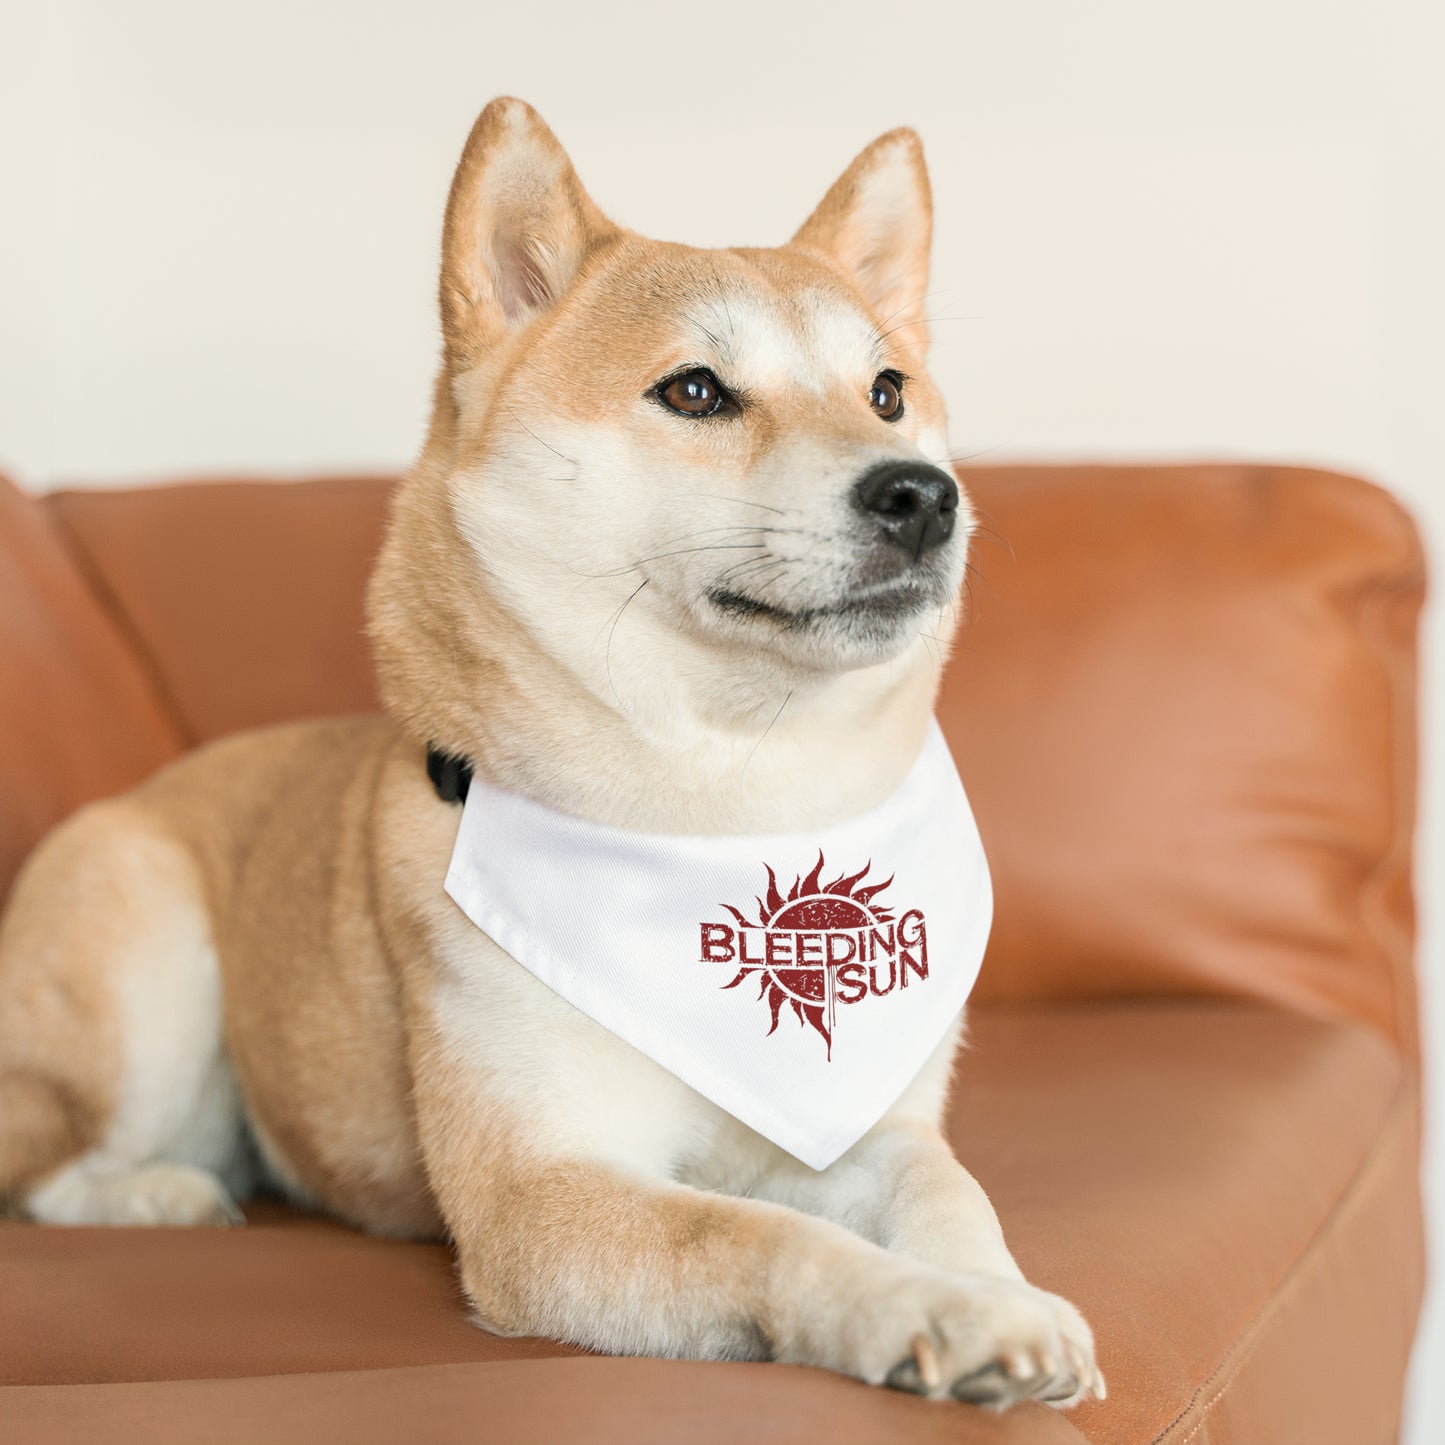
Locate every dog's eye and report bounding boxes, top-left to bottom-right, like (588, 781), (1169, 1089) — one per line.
(869, 371), (905, 421)
(658, 369), (725, 417)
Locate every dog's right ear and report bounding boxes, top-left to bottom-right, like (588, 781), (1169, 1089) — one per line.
(439, 98), (616, 368)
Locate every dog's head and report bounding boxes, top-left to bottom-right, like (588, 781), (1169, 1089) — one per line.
(371, 99), (970, 758)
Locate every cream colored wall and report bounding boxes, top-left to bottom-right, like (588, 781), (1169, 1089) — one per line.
(1, 0), (1441, 1433)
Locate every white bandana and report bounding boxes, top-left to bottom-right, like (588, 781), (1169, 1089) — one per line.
(443, 721), (992, 1170)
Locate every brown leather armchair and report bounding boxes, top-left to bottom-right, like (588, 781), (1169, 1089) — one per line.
(0, 462), (1425, 1445)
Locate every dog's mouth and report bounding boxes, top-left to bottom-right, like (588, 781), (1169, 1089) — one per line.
(705, 577), (938, 630)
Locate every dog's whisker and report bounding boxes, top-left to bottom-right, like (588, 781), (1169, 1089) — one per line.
(561, 518), (816, 591)
(572, 542), (774, 582)
(597, 524), (811, 574)
(772, 558), (834, 614)
(872, 289), (943, 331)
(707, 556), (791, 603)
(694, 494), (794, 516)
(652, 525), (810, 550)
(931, 444), (1006, 470)
(501, 402), (580, 470)
(715, 555), (800, 594)
(742, 688), (794, 777)
(960, 504), (1015, 561)
(869, 291), (951, 356)
(716, 552), (786, 584)
(568, 526), (803, 584)
(878, 314), (980, 346)
(635, 544), (771, 563)
(600, 578), (650, 707)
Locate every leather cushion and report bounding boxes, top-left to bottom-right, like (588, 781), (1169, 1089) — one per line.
(945, 464), (1422, 1056)
(47, 476), (390, 744)
(0, 474), (182, 903)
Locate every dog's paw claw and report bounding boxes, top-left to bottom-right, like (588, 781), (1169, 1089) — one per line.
(885, 1331), (944, 1397)
(909, 1331), (942, 1391)
(951, 1361), (1012, 1405)
(885, 1358), (927, 1395)
(207, 1194), (247, 1228)
(1039, 1372), (1080, 1403)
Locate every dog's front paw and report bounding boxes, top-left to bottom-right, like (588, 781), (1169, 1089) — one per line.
(823, 1265), (1104, 1408)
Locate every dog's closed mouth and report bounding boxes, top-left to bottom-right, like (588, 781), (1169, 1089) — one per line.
(707, 581), (935, 627)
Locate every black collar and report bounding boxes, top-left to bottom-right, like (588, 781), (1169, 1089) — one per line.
(426, 745), (473, 804)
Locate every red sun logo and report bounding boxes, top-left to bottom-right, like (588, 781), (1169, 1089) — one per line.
(699, 853), (928, 1061)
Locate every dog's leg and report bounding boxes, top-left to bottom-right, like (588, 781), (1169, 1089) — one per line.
(773, 1127), (1102, 1405)
(754, 1022), (1023, 1275)
(0, 800), (248, 1225)
(760, 1119), (1026, 1278)
(415, 1052), (1098, 1405)
(749, 1028), (1104, 1405)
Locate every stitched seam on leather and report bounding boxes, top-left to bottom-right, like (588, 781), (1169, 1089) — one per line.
(1319, 469), (1427, 1065)
(45, 498), (199, 750)
(1166, 1082), (1411, 1444)
(1151, 1074), (1416, 1445)
(1354, 562), (1427, 1067)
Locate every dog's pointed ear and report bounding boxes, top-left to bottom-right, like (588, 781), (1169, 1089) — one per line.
(791, 128), (933, 353)
(440, 98), (617, 367)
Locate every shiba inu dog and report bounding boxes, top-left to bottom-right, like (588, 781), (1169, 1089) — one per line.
(0, 98), (1102, 1408)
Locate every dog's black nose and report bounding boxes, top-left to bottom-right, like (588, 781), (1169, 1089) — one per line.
(853, 460), (960, 559)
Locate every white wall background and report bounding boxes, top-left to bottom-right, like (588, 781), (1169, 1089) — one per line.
(1, 0), (1440, 1434)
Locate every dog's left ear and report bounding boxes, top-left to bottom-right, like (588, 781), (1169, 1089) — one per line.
(791, 129), (933, 353)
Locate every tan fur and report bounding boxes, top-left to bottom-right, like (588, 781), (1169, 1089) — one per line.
(0, 98), (1101, 1405)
